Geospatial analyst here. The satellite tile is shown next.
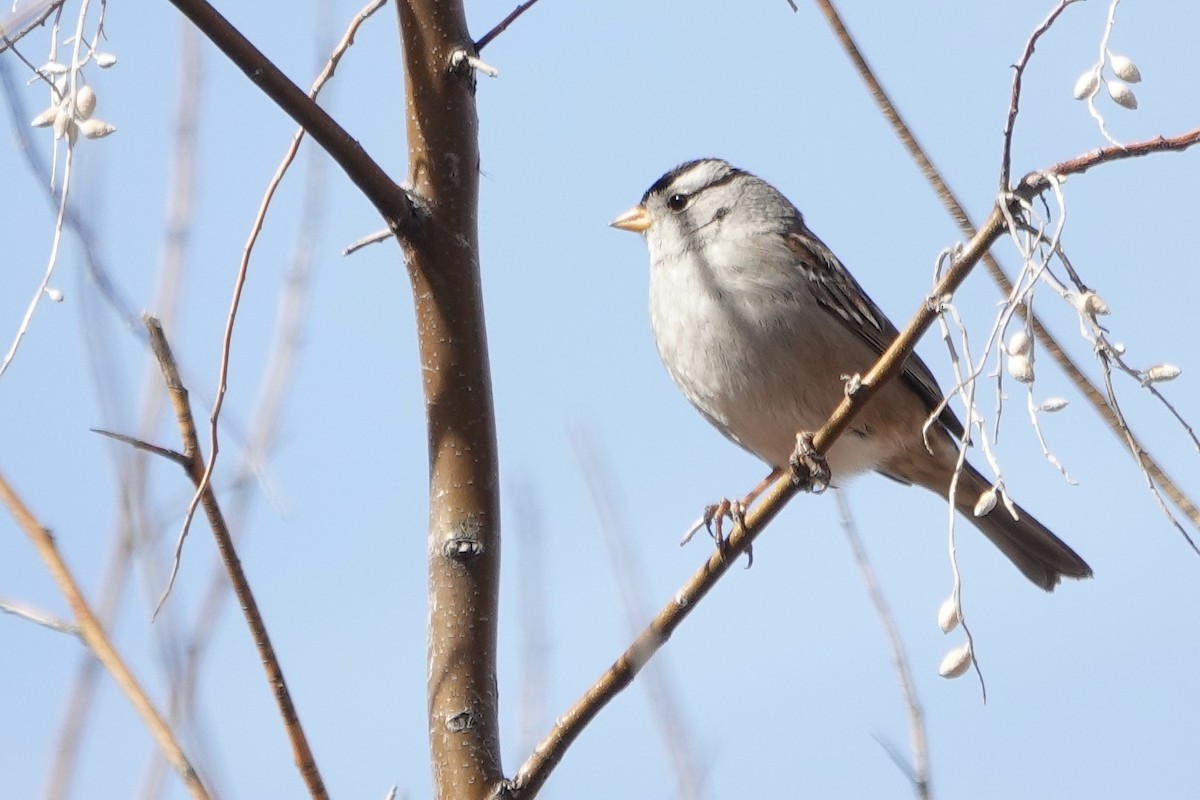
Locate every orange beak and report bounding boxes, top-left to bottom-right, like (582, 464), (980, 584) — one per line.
(609, 205), (651, 233)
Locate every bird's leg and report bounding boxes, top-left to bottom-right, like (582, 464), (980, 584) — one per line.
(789, 432), (830, 493)
(698, 498), (742, 545)
(680, 467), (789, 567)
(742, 467), (783, 509)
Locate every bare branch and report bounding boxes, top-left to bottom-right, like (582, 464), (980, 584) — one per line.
(0, 598), (78, 636)
(476, 0), (543, 51)
(90, 428), (190, 467)
(812, 0), (1200, 532)
(1000, 0), (1085, 191)
(394, 1), (503, 797)
(164, 0), (420, 236)
(0, 468), (210, 799)
(141, 316), (330, 799)
(0, 1), (66, 53)
(571, 432), (706, 800)
(836, 491), (930, 799)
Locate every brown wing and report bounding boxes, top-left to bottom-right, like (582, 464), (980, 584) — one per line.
(784, 227), (965, 439)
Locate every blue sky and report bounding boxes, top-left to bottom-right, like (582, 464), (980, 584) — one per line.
(2, 1), (1198, 797)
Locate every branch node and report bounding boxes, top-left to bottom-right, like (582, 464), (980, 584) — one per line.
(449, 48), (498, 78)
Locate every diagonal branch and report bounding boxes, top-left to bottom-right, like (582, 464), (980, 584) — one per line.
(506, 196), (1010, 800)
(139, 315), (330, 800)
(164, 0), (419, 236)
(811, 0), (1200, 531)
(475, 0), (543, 51)
(508, 130), (1200, 795)
(0, 468), (210, 799)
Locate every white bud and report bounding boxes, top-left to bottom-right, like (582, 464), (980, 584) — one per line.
(94, 52), (118, 68)
(1039, 397), (1069, 413)
(1110, 54), (1142, 83)
(1008, 329), (1032, 357)
(1007, 353), (1034, 384)
(1143, 363), (1181, 384)
(75, 85), (96, 120)
(974, 487), (998, 517)
(1107, 80), (1138, 110)
(1072, 291), (1110, 317)
(44, 287), (64, 302)
(1111, 342), (1126, 355)
(1072, 69), (1099, 100)
(938, 642), (973, 679)
(937, 595), (960, 634)
(78, 118), (116, 139)
(53, 107), (71, 139)
(30, 106), (57, 128)
(39, 61), (68, 75)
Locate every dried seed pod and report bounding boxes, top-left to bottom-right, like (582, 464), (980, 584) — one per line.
(44, 288), (64, 302)
(1008, 353), (1034, 384)
(95, 52), (118, 68)
(974, 487), (998, 517)
(78, 118), (116, 139)
(1109, 54), (1142, 83)
(75, 85), (97, 120)
(1008, 329), (1031, 357)
(1144, 363), (1181, 384)
(1072, 69), (1099, 100)
(1039, 397), (1069, 413)
(938, 642), (973, 679)
(1072, 291), (1110, 317)
(937, 595), (960, 634)
(30, 106), (57, 128)
(1107, 80), (1138, 110)
(53, 106), (71, 139)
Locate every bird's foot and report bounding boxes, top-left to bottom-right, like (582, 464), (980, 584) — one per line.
(681, 498), (753, 567)
(789, 432), (830, 493)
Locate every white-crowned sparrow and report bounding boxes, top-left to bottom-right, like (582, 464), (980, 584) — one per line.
(611, 158), (1091, 590)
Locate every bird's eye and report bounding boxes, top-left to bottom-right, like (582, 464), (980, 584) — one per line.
(666, 193), (690, 212)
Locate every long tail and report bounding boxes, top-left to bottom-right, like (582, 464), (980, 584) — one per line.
(950, 463), (1092, 591)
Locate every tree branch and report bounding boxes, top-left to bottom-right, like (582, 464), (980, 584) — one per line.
(394, 2), (503, 797)
(812, 0), (1200, 531)
(141, 316), (329, 800)
(164, 0), (419, 236)
(0, 468), (210, 799)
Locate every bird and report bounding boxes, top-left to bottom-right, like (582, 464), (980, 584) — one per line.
(610, 158), (1091, 590)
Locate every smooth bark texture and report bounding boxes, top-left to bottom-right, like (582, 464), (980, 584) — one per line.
(395, 3), (503, 797)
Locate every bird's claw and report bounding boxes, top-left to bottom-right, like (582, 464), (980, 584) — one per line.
(789, 432), (830, 493)
(682, 498), (752, 567)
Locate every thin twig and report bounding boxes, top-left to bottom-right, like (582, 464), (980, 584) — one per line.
(0, 468), (210, 799)
(164, 0), (419, 234)
(0, 598), (78, 635)
(158, 0), (389, 614)
(1000, 0), (1085, 192)
(0, 0), (67, 53)
(507, 196), (1008, 799)
(147, 2), (362, 791)
(509, 133), (1200, 794)
(91, 429), (190, 467)
(139, 316), (329, 799)
(836, 492), (930, 800)
(46, 24), (209, 799)
(571, 431), (706, 800)
(811, 0), (1200, 532)
(475, 0), (542, 51)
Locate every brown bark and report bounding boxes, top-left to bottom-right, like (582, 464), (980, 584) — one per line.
(395, 3), (503, 797)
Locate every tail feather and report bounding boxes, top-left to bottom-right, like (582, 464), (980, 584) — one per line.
(953, 464), (1092, 591)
